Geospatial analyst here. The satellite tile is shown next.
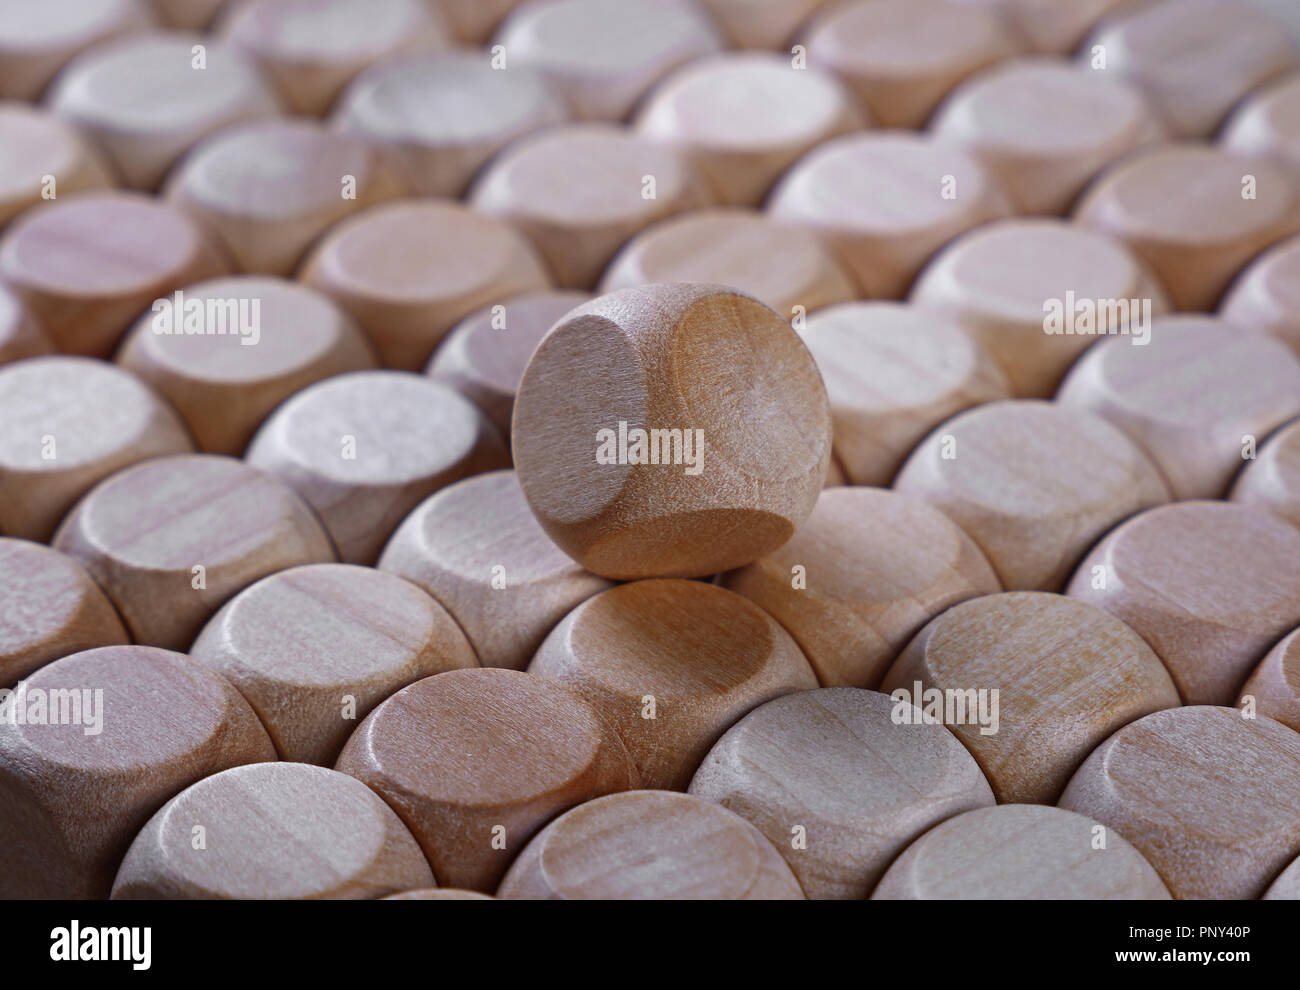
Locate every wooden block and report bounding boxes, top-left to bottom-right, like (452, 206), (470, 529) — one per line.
(910, 218), (1169, 397)
(1220, 234), (1300, 357)
(1057, 316), (1300, 499)
(511, 283), (832, 579)
(950, 0), (1134, 54)
(882, 591), (1180, 803)
(0, 644), (276, 898)
(427, 289), (589, 440)
(334, 667), (638, 892)
(112, 762), (435, 899)
(384, 887), (493, 900)
(599, 209), (856, 325)
(697, 0), (833, 49)
(721, 487), (1000, 689)
(1238, 628), (1300, 734)
(894, 399), (1169, 591)
(430, 0), (519, 43)
(334, 50), (568, 199)
(0, 191), (229, 356)
(47, 32), (282, 190)
(1059, 705), (1300, 899)
(116, 276), (378, 455)
(0, 284), (53, 365)
(689, 687), (994, 899)
(246, 371), (509, 564)
(1068, 501), (1300, 705)
(0, 356), (194, 541)
(1223, 72), (1300, 182)
(301, 199), (551, 369)
(378, 470), (613, 670)
(635, 52), (865, 207)
(470, 124), (710, 290)
(797, 302), (1009, 486)
(146, 0), (227, 29)
(0, 103), (114, 230)
(498, 790), (805, 899)
(53, 453), (335, 650)
(165, 118), (406, 276)
(1074, 145), (1300, 311)
(1232, 417), (1300, 528)
(1265, 853), (1300, 899)
(767, 132), (1011, 299)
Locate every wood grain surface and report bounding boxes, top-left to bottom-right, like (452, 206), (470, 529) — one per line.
(1221, 234), (1300, 357)
(0, 103), (114, 229)
(1232, 416), (1300, 528)
(1237, 627), (1300, 735)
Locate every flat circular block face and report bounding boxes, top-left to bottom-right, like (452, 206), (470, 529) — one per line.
(689, 687), (994, 899)
(1068, 501), (1300, 706)
(894, 399), (1169, 591)
(1232, 418), (1300, 529)
(301, 199), (551, 369)
(383, 887), (493, 900)
(47, 31), (282, 190)
(0, 191), (229, 356)
(511, 283), (833, 580)
(1221, 234), (1300, 358)
(951, 0), (1132, 53)
(768, 132), (1012, 299)
(0, 357), (194, 541)
(52, 454), (335, 650)
(1266, 854), (1300, 899)
(1239, 628), (1300, 735)
(698, 0), (833, 49)
(883, 592), (1180, 803)
(0, 284), (52, 365)
(0, 104), (114, 229)
(722, 487), (1000, 690)
(498, 790), (805, 900)
(112, 762), (435, 899)
(0, 644), (275, 898)
(1057, 316), (1300, 499)
(0, 0), (154, 101)
(378, 470), (614, 671)
(1059, 705), (1300, 899)
(116, 276), (378, 456)
(334, 667), (637, 892)
(1223, 73), (1300, 182)
(871, 804), (1170, 899)
(246, 372), (508, 564)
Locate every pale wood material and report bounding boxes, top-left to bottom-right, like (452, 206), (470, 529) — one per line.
(112, 762), (435, 899)
(894, 399), (1169, 591)
(1238, 628), (1300, 734)
(722, 487), (1000, 689)
(498, 790), (805, 899)
(334, 667), (637, 892)
(797, 302), (1010, 486)
(165, 118), (406, 276)
(910, 218), (1169, 397)
(146, 0), (227, 29)
(301, 199), (551, 369)
(246, 372), (509, 564)
(1057, 316), (1300, 499)
(951, 0), (1134, 53)
(600, 209), (856, 325)
(384, 888), (493, 900)
(511, 283), (832, 580)
(1074, 145), (1300, 311)
(0, 191), (229, 356)
(1068, 501), (1300, 705)
(117, 276), (378, 456)
(0, 0), (154, 101)
(1232, 417), (1300, 528)
(1265, 853), (1300, 899)
(871, 804), (1171, 899)
(1059, 705), (1300, 899)
(0, 103), (114, 229)
(378, 470), (613, 670)
(689, 687), (994, 899)
(768, 132), (1011, 299)
(53, 453), (336, 650)
(883, 591), (1180, 803)
(431, 0), (519, 42)
(1223, 73), (1300, 182)
(471, 124), (710, 290)
(0, 644), (276, 898)
(1221, 234), (1300, 357)
(698, 0), (833, 49)
(0, 357), (194, 541)
(0, 284), (53, 365)
(47, 32), (282, 190)
(635, 52), (865, 207)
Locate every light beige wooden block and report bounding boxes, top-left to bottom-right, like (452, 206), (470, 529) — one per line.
(146, 0), (227, 29)
(431, 0), (520, 43)
(1220, 234), (1300, 357)
(1265, 853), (1300, 899)
(0, 284), (53, 365)
(1238, 628), (1300, 735)
(384, 888), (493, 900)
(1223, 72), (1300, 182)
(0, 103), (114, 229)
(1232, 417), (1300, 528)
(951, 0), (1134, 54)
(698, 0), (833, 49)
(0, 0), (154, 101)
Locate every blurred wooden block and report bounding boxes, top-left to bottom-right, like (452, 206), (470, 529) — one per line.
(698, 0), (833, 49)
(1057, 316), (1300, 499)
(431, 0), (519, 43)
(722, 487), (999, 689)
(689, 687), (994, 899)
(53, 453), (335, 650)
(0, 644), (275, 898)
(301, 199), (551, 369)
(1265, 854), (1300, 899)
(894, 399), (1168, 591)
(883, 591), (1180, 803)
(768, 132), (1011, 299)
(112, 762), (435, 899)
(1221, 234), (1300, 357)
(1223, 73), (1300, 182)
(0, 104), (114, 229)
(334, 667), (637, 892)
(146, 0), (228, 29)
(1059, 705), (1300, 899)
(498, 790), (805, 899)
(383, 887), (493, 900)
(379, 470), (613, 670)
(951, 0), (1133, 54)
(0, 284), (53, 365)
(0, 356), (193, 541)
(1068, 501), (1300, 705)
(1238, 628), (1300, 735)
(872, 804), (1170, 899)
(246, 372), (509, 564)
(0, 191), (229, 356)
(1232, 417), (1300, 528)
